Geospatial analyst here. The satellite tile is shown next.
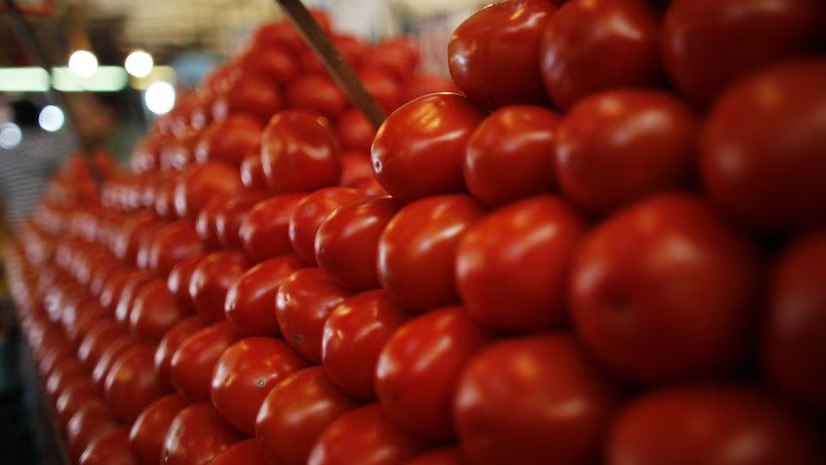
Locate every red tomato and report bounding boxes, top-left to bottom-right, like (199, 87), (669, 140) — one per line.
(173, 161), (243, 220)
(166, 255), (203, 311)
(154, 316), (207, 388)
(662, 0), (823, 105)
(208, 439), (269, 465)
(336, 109), (376, 152)
(275, 268), (351, 363)
(364, 38), (420, 83)
(64, 298), (107, 344)
(188, 251), (249, 322)
(700, 59), (826, 233)
(540, 0), (662, 110)
(194, 114), (263, 165)
(448, 0), (555, 109)
(91, 335), (138, 390)
(359, 67), (405, 113)
(66, 400), (120, 463)
(105, 345), (168, 423)
(214, 190), (270, 249)
(170, 321), (239, 402)
(46, 358), (87, 400)
(288, 187), (364, 264)
(79, 429), (137, 465)
(608, 386), (826, 465)
(130, 279), (190, 343)
(556, 90), (698, 215)
(154, 178), (179, 220)
(253, 12), (331, 56)
(160, 133), (198, 172)
(162, 403), (244, 465)
(339, 151), (374, 188)
(240, 153), (268, 190)
(130, 394), (188, 465)
(240, 44), (299, 86)
(115, 212), (160, 265)
(331, 33), (368, 69)
(457, 196), (587, 332)
(211, 337), (308, 434)
(225, 254), (305, 337)
(285, 74), (348, 120)
(377, 195), (485, 312)
(371, 94), (486, 204)
(464, 105), (560, 208)
(403, 74), (461, 102)
(571, 194), (763, 384)
(762, 233), (826, 413)
(404, 449), (466, 465)
(239, 194), (306, 262)
(322, 289), (412, 401)
(308, 404), (425, 465)
(256, 367), (358, 465)
(316, 195), (400, 291)
(376, 307), (493, 442)
(56, 378), (100, 426)
(196, 195), (226, 250)
(261, 111), (341, 194)
(113, 270), (156, 326)
(78, 319), (125, 370)
(212, 74), (282, 123)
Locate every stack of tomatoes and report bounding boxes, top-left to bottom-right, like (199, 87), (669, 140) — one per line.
(5, 0), (826, 464)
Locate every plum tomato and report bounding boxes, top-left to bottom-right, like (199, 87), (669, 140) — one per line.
(363, 38), (420, 83)
(239, 44), (299, 85)
(79, 429), (137, 465)
(193, 114), (263, 166)
(285, 74), (348, 121)
(208, 439), (269, 465)
(104, 344), (168, 423)
(188, 251), (249, 322)
(339, 151), (374, 188)
(336, 109), (376, 152)
(238, 194), (307, 263)
(130, 394), (188, 465)
(66, 400), (120, 463)
(169, 321), (239, 402)
(173, 161), (243, 220)
(288, 187), (364, 265)
(214, 190), (270, 249)
(196, 196), (231, 250)
(212, 74), (282, 124)
(167, 256), (204, 311)
(162, 402), (244, 465)
(148, 221), (204, 276)
(91, 335), (138, 390)
(154, 316), (207, 388)
(130, 279), (190, 343)
(240, 153), (268, 190)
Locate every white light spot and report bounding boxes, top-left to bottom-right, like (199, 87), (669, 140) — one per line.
(144, 81), (176, 115)
(68, 50), (99, 78)
(0, 123), (22, 149)
(125, 50), (154, 78)
(38, 105), (65, 132)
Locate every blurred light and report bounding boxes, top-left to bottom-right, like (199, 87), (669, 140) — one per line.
(0, 67), (50, 92)
(130, 66), (176, 90)
(125, 50), (154, 78)
(38, 105), (65, 132)
(68, 50), (99, 77)
(145, 81), (176, 115)
(0, 123), (23, 149)
(52, 66), (128, 92)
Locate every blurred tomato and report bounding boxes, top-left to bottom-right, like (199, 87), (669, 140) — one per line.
(162, 403), (244, 465)
(253, 11), (331, 56)
(130, 394), (188, 465)
(339, 151), (374, 188)
(79, 429), (137, 465)
(359, 67), (405, 113)
(285, 74), (348, 120)
(56, 378), (100, 426)
(91, 335), (138, 389)
(78, 319), (125, 369)
(240, 44), (299, 85)
(212, 74), (282, 123)
(130, 279), (190, 343)
(66, 400), (120, 463)
(105, 345), (168, 423)
(238, 194), (306, 263)
(188, 251), (249, 322)
(166, 255), (203, 310)
(336, 109), (376, 152)
(170, 321), (239, 402)
(240, 153), (268, 190)
(173, 162), (243, 219)
(196, 197), (231, 250)
(214, 190), (270, 249)
(194, 114), (263, 165)
(209, 439), (269, 465)
(404, 449), (467, 465)
(113, 270), (156, 326)
(364, 38), (420, 83)
(154, 316), (207, 388)
(403, 74), (460, 102)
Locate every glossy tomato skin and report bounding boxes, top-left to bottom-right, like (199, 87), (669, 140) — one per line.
(322, 290), (412, 401)
(208, 439), (269, 465)
(762, 233), (826, 413)
(540, 0), (662, 110)
(315, 195), (400, 291)
(173, 161), (244, 220)
(194, 114), (263, 165)
(308, 404), (425, 465)
(239, 194), (307, 263)
(211, 337), (308, 434)
(154, 316), (207, 389)
(275, 268), (351, 363)
(92, 335), (138, 390)
(256, 367), (358, 465)
(378, 195), (485, 312)
(240, 44), (299, 86)
(188, 251), (250, 322)
(337, 108), (376, 152)
(240, 153), (268, 190)
(608, 386), (826, 465)
(212, 74), (282, 123)
(457, 196), (587, 332)
(113, 270), (156, 326)
(130, 394), (188, 465)
(376, 307), (493, 442)
(224, 254), (305, 337)
(105, 344), (168, 423)
(662, 0), (824, 105)
(456, 334), (620, 465)
(130, 279), (190, 343)
(464, 105), (560, 208)
(555, 90), (699, 215)
(167, 255), (203, 310)
(79, 429), (137, 465)
(404, 449), (467, 465)
(448, 0), (555, 109)
(365, 38), (420, 83)
(571, 194), (763, 384)
(214, 190), (270, 249)
(288, 187), (364, 265)
(285, 74), (348, 120)
(66, 400), (120, 463)
(699, 59), (826, 233)
(78, 319), (125, 370)
(170, 321), (239, 402)
(195, 197), (226, 250)
(162, 402), (244, 465)
(56, 378), (100, 427)
(371, 93), (487, 204)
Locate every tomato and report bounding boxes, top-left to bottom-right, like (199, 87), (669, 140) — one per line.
(194, 114), (263, 166)
(331, 33), (368, 69)
(115, 212), (160, 265)
(261, 111), (341, 194)
(78, 319), (125, 369)
(404, 449), (467, 465)
(46, 358), (87, 400)
(359, 67), (405, 113)
(322, 290), (411, 401)
(66, 400), (120, 463)
(188, 251), (250, 322)
(170, 321), (239, 402)
(212, 74), (282, 123)
(308, 404), (425, 465)
(91, 335), (138, 389)
(339, 151), (374, 188)
(114, 270), (156, 325)
(256, 367), (358, 465)
(464, 105), (560, 208)
(253, 12), (331, 56)
(315, 195), (399, 291)
(154, 178), (179, 220)
(130, 394), (188, 465)
(662, 0), (824, 106)
(540, 0), (662, 110)
(56, 378), (100, 426)
(239, 194), (306, 262)
(403, 74), (461, 103)
(448, 0), (555, 109)
(336, 109), (376, 152)
(571, 194), (763, 384)
(208, 439), (269, 465)
(64, 298), (107, 344)
(161, 134), (198, 172)
(275, 268), (351, 363)
(214, 190), (270, 249)
(162, 403), (244, 465)
(288, 187), (364, 264)
(378, 195), (485, 312)
(105, 345), (168, 423)
(376, 307), (492, 442)
(173, 161), (244, 220)
(240, 153), (268, 190)
(240, 44), (299, 86)
(608, 386), (826, 465)
(79, 429), (137, 465)
(196, 196), (232, 250)
(154, 316), (207, 388)
(285, 74), (348, 121)
(225, 254), (305, 337)
(364, 38), (420, 83)
(762, 233), (826, 414)
(699, 59), (826, 233)
(457, 196), (587, 332)
(130, 279), (190, 343)
(211, 337), (308, 434)
(371, 93), (486, 204)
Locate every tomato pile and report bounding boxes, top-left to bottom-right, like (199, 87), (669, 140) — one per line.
(4, 0), (826, 464)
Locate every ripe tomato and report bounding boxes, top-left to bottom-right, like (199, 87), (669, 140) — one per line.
(288, 187), (364, 265)
(285, 73), (348, 120)
(571, 195), (763, 384)
(699, 59), (826, 233)
(240, 44), (299, 85)
(114, 270), (156, 325)
(376, 307), (493, 442)
(240, 153), (268, 190)
(364, 38), (420, 83)
(79, 429), (136, 465)
(316, 195), (400, 291)
(322, 290), (412, 401)
(91, 335), (138, 389)
(275, 268), (351, 363)
(188, 251), (250, 322)
(56, 378), (100, 426)
(212, 74), (282, 123)
(404, 449), (466, 465)
(130, 394), (188, 465)
(253, 12), (331, 58)
(339, 151), (374, 188)
(211, 337), (308, 434)
(403, 74), (461, 102)
(555, 90), (698, 215)
(78, 319), (125, 369)
(162, 403), (244, 465)
(336, 109), (376, 152)
(173, 161), (244, 220)
(64, 298), (107, 344)
(256, 367), (358, 465)
(308, 404), (425, 465)
(130, 279), (189, 343)
(457, 196), (587, 332)
(194, 114), (263, 165)
(540, 0), (662, 110)
(214, 190), (270, 249)
(448, 0), (555, 109)
(196, 196), (230, 250)
(154, 316), (207, 389)
(371, 93), (486, 204)
(66, 400), (120, 463)
(608, 386), (826, 465)
(359, 67), (405, 113)
(377, 195), (485, 312)
(239, 194), (306, 262)
(105, 345), (168, 423)
(170, 321), (239, 402)
(225, 255), (305, 337)
(46, 357), (87, 400)
(208, 439), (269, 465)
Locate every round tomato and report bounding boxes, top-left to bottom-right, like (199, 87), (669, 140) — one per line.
(78, 319), (125, 369)
(188, 251), (250, 322)
(212, 74), (282, 123)
(162, 403), (244, 465)
(64, 298), (108, 344)
(173, 161), (244, 220)
(194, 114), (263, 165)
(170, 321), (239, 402)
(105, 344), (168, 423)
(288, 187), (364, 264)
(46, 358), (88, 401)
(91, 335), (138, 389)
(56, 378), (100, 426)
(154, 316), (207, 389)
(285, 74), (348, 120)
(167, 255), (204, 310)
(214, 190), (270, 249)
(239, 194), (307, 263)
(208, 439), (269, 465)
(130, 279), (190, 343)
(339, 151), (374, 188)
(99, 267), (137, 315)
(240, 153), (268, 190)
(113, 270), (156, 326)
(66, 400), (120, 463)
(195, 197), (227, 250)
(336, 109), (376, 152)
(130, 394), (188, 465)
(240, 44), (299, 85)
(359, 67), (405, 113)
(79, 429), (137, 465)
(364, 38), (420, 83)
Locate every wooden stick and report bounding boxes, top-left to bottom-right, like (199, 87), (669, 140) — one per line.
(273, 0), (387, 129)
